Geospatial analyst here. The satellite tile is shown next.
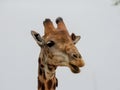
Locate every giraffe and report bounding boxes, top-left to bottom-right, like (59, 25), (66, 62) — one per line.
(31, 17), (85, 90)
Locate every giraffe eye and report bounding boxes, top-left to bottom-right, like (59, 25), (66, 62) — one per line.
(47, 41), (55, 47)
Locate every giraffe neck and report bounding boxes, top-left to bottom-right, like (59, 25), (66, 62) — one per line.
(38, 50), (58, 90)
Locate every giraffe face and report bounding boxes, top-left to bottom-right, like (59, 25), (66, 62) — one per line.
(31, 17), (84, 73)
(44, 31), (84, 73)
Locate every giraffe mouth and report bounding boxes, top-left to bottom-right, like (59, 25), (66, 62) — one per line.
(69, 63), (80, 73)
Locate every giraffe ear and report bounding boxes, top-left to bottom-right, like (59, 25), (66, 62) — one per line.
(31, 30), (44, 46)
(71, 33), (81, 44)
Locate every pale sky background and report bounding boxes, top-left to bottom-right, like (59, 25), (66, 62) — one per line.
(0, 0), (120, 90)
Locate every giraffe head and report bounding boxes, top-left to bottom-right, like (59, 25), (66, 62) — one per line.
(31, 17), (84, 73)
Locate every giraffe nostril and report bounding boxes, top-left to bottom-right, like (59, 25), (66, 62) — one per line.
(72, 53), (82, 58)
(73, 54), (78, 58)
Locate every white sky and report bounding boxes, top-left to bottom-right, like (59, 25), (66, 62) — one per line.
(0, 0), (120, 90)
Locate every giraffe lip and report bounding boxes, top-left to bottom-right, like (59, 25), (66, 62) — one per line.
(69, 64), (80, 73)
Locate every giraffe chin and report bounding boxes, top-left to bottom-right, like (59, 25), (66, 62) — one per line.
(69, 64), (80, 73)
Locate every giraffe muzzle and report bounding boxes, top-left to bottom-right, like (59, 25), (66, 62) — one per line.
(69, 63), (80, 73)
(69, 57), (85, 73)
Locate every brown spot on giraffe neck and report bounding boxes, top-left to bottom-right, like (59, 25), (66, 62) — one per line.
(38, 67), (46, 80)
(39, 57), (45, 66)
(38, 77), (42, 89)
(38, 57), (46, 80)
(53, 78), (58, 90)
(38, 57), (41, 64)
(41, 83), (45, 90)
(39, 67), (42, 75)
(55, 78), (58, 87)
(38, 76), (58, 90)
(47, 79), (52, 89)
